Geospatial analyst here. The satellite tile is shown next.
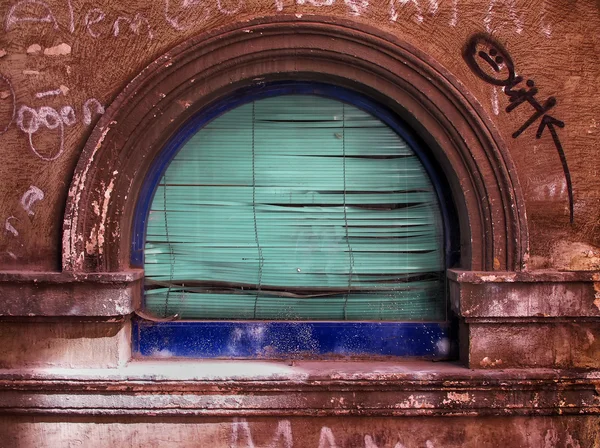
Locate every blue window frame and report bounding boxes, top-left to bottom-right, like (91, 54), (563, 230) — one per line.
(132, 82), (457, 359)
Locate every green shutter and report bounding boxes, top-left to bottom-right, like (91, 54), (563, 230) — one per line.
(144, 95), (445, 321)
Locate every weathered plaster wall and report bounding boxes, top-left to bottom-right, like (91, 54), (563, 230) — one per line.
(0, 1), (599, 446)
(0, 318), (130, 368)
(2, 415), (599, 447)
(0, 0), (598, 270)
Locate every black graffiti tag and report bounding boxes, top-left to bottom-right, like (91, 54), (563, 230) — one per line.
(463, 33), (573, 224)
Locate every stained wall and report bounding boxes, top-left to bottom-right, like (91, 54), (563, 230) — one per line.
(0, 1), (599, 446)
(0, 0), (599, 269)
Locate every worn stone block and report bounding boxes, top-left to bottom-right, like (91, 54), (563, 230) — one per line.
(0, 415), (598, 447)
(0, 319), (130, 369)
(467, 322), (600, 369)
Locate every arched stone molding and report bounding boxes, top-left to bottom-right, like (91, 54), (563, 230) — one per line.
(62, 17), (528, 274)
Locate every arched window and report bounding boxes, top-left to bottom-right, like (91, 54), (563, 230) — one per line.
(133, 84), (454, 359)
(63, 23), (529, 364)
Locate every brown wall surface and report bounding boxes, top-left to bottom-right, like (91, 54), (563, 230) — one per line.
(2, 415), (600, 447)
(1, 1), (599, 447)
(0, 0), (598, 270)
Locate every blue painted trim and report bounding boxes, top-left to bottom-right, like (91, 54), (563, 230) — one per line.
(133, 320), (451, 359)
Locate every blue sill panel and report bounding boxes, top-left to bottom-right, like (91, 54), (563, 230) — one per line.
(133, 321), (451, 359)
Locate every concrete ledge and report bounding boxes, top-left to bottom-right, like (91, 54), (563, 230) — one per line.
(0, 270), (143, 316)
(0, 361), (598, 416)
(466, 322), (600, 369)
(1, 415), (598, 447)
(448, 270), (600, 283)
(0, 319), (131, 369)
(449, 270), (600, 369)
(448, 270), (600, 319)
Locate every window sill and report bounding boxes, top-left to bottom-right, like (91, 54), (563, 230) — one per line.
(0, 360), (598, 417)
(0, 269), (598, 371)
(1, 269), (597, 319)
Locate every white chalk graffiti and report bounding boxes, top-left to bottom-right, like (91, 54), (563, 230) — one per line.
(67, 0), (75, 34)
(217, 0), (243, 15)
(484, 0), (523, 35)
(390, 0), (423, 24)
(4, 216), (18, 236)
(297, 0), (335, 6)
(389, 0), (438, 23)
(0, 69), (103, 165)
(113, 13), (154, 39)
(17, 105), (65, 161)
(20, 185), (44, 216)
(539, 0), (552, 38)
(364, 435), (406, 448)
(5, 0), (58, 30)
(229, 420), (449, 448)
(82, 98), (105, 125)
(344, 0), (369, 16)
(35, 88), (63, 98)
(66, 0), (73, 32)
(296, 0), (374, 16)
(428, 0), (438, 15)
(60, 105), (76, 126)
(164, 0), (186, 31)
(449, 0), (458, 26)
(6, 0), (153, 38)
(317, 427), (338, 448)
(164, 0), (210, 31)
(231, 418), (293, 448)
(84, 8), (155, 39)
(3, 186), (45, 260)
(84, 7), (104, 38)
(491, 86), (499, 116)
(16, 97), (104, 161)
(2, 0), (557, 38)
(565, 433), (582, 448)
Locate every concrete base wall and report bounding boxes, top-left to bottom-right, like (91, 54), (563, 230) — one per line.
(2, 416), (599, 448)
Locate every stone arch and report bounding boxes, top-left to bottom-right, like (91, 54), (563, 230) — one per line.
(62, 17), (528, 273)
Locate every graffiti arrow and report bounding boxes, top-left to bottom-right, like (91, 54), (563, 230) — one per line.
(536, 115), (573, 224)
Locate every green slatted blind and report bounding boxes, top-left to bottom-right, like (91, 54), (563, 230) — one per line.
(144, 95), (445, 321)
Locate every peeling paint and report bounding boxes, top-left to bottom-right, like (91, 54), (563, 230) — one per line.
(594, 283), (600, 311)
(479, 357), (503, 368)
(85, 225), (98, 255)
(63, 124), (113, 270)
(26, 43), (41, 54)
(43, 43), (72, 56)
(583, 330), (595, 349)
(395, 394), (435, 409)
(493, 257), (501, 270)
(97, 171), (118, 254)
(478, 274), (517, 282)
(443, 392), (471, 404)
